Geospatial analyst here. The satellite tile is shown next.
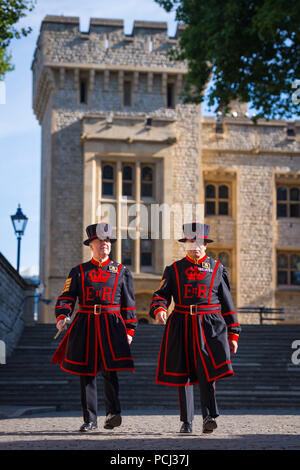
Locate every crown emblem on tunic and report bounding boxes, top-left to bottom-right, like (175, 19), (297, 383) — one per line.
(89, 268), (111, 283)
(185, 266), (207, 281)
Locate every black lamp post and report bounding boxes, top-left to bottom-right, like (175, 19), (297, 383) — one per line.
(11, 204), (28, 273)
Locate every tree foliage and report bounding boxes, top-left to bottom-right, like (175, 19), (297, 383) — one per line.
(155, 0), (300, 119)
(0, 0), (36, 78)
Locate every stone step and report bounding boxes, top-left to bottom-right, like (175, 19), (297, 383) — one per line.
(1, 324), (300, 410)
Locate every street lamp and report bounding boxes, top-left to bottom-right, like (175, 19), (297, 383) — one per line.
(10, 204), (28, 273)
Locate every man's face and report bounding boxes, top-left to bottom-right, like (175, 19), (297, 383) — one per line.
(185, 239), (207, 259)
(89, 238), (111, 259)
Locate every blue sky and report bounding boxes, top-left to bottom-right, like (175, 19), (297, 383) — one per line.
(0, 0), (181, 277)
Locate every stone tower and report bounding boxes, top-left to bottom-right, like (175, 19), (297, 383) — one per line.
(32, 16), (300, 324)
(31, 16), (201, 322)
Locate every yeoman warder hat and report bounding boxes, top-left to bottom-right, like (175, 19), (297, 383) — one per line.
(83, 223), (117, 246)
(178, 223), (214, 243)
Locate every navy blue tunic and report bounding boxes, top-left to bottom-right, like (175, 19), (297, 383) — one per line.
(51, 257), (137, 376)
(149, 254), (241, 385)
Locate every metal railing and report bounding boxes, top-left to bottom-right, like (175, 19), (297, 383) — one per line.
(237, 307), (285, 325)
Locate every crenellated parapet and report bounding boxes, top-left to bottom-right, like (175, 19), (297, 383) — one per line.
(32, 16), (187, 123)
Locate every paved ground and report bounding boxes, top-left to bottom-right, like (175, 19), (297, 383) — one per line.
(0, 408), (299, 451)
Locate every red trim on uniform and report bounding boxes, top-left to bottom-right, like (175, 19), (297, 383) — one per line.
(226, 323), (240, 328)
(104, 314), (133, 362)
(194, 322), (234, 382)
(79, 264), (85, 305)
(173, 262), (181, 304)
(163, 313), (187, 376)
(184, 235), (209, 240)
(111, 264), (122, 303)
(55, 305), (72, 311)
(185, 254), (207, 265)
(194, 316), (213, 381)
(97, 313), (135, 372)
(79, 304), (120, 309)
(91, 256), (110, 267)
(151, 302), (167, 308)
(174, 309), (221, 315)
(200, 313), (232, 370)
(192, 315), (198, 372)
(228, 333), (239, 342)
(222, 310), (236, 316)
(154, 307), (167, 317)
(126, 329), (135, 337)
(152, 296), (167, 301)
(78, 309), (121, 315)
(175, 303), (220, 309)
(65, 314), (90, 365)
(155, 380), (198, 387)
(56, 315), (67, 323)
(124, 319), (138, 323)
(208, 261), (220, 304)
(121, 306), (136, 311)
(185, 312), (190, 376)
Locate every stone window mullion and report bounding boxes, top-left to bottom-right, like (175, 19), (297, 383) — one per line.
(115, 160), (122, 263)
(134, 162), (141, 274)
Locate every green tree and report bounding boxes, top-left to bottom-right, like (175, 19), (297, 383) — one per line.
(0, 0), (36, 78)
(155, 0), (300, 119)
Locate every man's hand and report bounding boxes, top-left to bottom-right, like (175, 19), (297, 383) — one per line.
(56, 319), (68, 332)
(228, 339), (238, 354)
(127, 334), (133, 345)
(156, 309), (167, 325)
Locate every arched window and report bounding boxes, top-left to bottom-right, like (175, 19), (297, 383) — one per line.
(141, 166), (153, 198)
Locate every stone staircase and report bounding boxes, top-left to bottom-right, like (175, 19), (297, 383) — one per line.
(0, 324), (300, 411)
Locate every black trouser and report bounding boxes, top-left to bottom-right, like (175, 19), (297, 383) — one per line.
(178, 357), (219, 422)
(80, 370), (121, 424)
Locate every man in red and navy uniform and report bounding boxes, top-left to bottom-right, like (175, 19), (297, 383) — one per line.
(149, 223), (241, 434)
(51, 223), (137, 432)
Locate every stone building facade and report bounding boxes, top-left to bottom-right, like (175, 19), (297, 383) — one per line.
(32, 15), (300, 324)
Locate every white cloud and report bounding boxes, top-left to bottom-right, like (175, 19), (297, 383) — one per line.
(20, 265), (39, 278)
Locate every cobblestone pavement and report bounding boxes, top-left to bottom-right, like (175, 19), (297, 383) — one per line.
(0, 409), (299, 450)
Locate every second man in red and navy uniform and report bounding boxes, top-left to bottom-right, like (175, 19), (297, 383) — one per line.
(149, 223), (241, 434)
(51, 223), (137, 432)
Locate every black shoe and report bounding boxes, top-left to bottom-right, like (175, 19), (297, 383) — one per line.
(104, 413), (122, 430)
(180, 422), (193, 433)
(202, 416), (217, 434)
(79, 421), (98, 432)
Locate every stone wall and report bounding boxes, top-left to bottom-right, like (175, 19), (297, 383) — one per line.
(0, 254), (36, 357)
(201, 117), (300, 323)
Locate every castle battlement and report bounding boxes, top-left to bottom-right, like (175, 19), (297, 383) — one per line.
(38, 15), (183, 38)
(32, 16), (187, 123)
